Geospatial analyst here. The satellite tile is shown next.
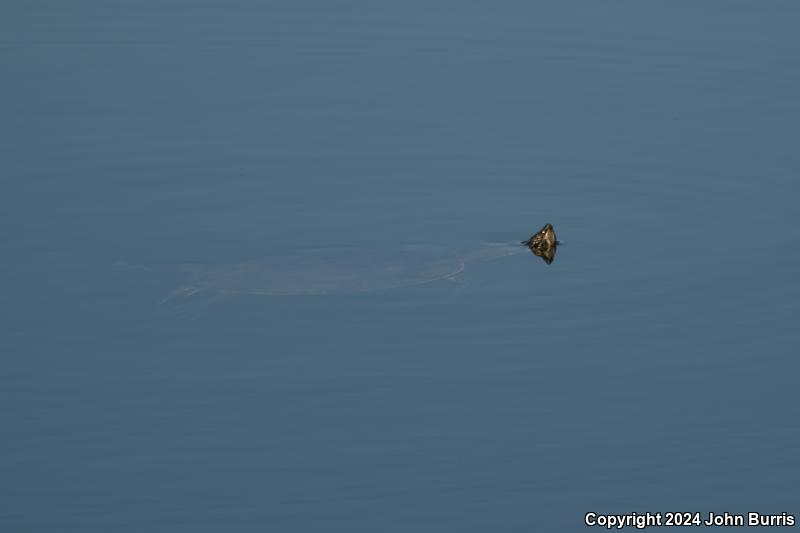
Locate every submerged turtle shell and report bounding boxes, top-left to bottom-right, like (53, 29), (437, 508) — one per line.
(160, 245), (468, 301)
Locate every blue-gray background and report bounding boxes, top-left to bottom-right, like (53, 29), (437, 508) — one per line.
(2, 2), (798, 531)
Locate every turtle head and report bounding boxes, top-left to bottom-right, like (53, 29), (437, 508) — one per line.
(522, 223), (558, 250)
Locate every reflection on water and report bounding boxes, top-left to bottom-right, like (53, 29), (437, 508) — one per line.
(2, 1), (800, 532)
(527, 242), (558, 265)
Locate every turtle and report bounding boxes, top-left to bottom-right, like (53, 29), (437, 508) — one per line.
(125, 224), (558, 305)
(521, 223), (559, 264)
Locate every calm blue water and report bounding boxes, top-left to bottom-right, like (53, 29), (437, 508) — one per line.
(2, 2), (799, 531)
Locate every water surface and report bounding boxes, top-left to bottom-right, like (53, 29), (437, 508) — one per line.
(2, 2), (799, 531)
